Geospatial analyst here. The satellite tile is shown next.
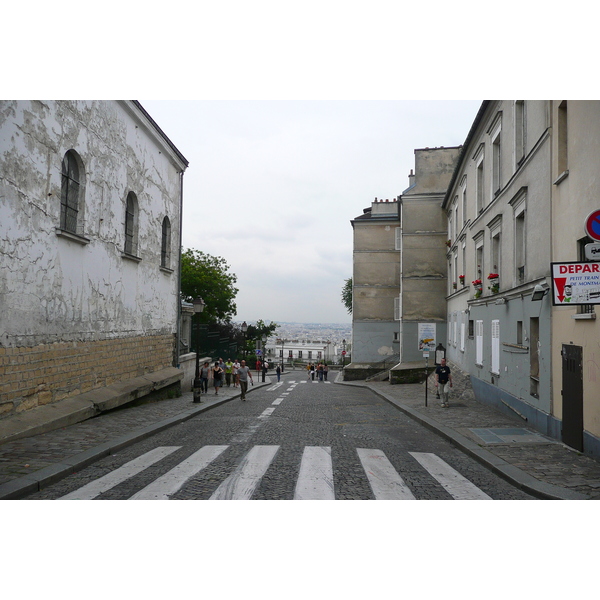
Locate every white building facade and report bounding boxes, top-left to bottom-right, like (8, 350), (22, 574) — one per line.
(0, 100), (188, 418)
(443, 101), (555, 438)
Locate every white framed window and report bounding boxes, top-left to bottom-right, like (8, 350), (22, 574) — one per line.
(476, 320), (484, 366)
(461, 176), (467, 225)
(395, 227), (401, 250)
(475, 145), (485, 214)
(514, 100), (526, 168)
(510, 188), (527, 285)
(394, 296), (401, 321)
(460, 312), (466, 352)
(490, 117), (502, 197)
(453, 313), (458, 347)
(491, 319), (500, 374)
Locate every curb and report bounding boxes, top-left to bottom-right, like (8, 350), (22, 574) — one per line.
(0, 382), (267, 500)
(338, 380), (590, 500)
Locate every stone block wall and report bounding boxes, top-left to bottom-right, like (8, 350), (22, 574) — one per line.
(0, 334), (175, 419)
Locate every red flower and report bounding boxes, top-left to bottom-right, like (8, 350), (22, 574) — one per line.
(472, 279), (482, 286)
(487, 273), (499, 279)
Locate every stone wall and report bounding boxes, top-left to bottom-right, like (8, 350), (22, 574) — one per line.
(0, 334), (175, 418)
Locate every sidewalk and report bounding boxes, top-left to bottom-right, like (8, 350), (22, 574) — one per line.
(2, 371), (600, 499)
(340, 377), (600, 500)
(0, 377), (271, 499)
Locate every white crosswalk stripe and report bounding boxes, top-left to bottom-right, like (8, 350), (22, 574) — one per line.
(409, 452), (492, 500)
(60, 446), (180, 500)
(209, 445), (280, 500)
(59, 445), (494, 500)
(130, 445), (229, 500)
(294, 446), (335, 500)
(357, 448), (416, 500)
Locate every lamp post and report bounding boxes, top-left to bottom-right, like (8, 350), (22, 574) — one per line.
(342, 339), (346, 368)
(192, 297), (205, 403)
(281, 338), (285, 373)
(261, 334), (268, 382)
(241, 321), (248, 360)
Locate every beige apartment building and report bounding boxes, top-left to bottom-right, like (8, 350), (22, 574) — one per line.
(550, 101), (600, 456)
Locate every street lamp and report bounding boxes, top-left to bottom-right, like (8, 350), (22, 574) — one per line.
(241, 321), (248, 360)
(342, 339), (346, 368)
(261, 334), (268, 382)
(192, 297), (205, 403)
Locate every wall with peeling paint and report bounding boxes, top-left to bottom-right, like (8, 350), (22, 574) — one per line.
(0, 100), (187, 416)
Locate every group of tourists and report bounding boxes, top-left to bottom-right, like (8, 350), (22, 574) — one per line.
(306, 362), (329, 381)
(198, 358), (253, 397)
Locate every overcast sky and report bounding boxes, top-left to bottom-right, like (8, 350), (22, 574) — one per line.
(141, 100), (482, 324)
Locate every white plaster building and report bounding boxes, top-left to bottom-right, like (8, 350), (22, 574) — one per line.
(0, 100), (188, 420)
(443, 101), (555, 443)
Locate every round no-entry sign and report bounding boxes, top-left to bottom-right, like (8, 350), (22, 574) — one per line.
(584, 209), (600, 241)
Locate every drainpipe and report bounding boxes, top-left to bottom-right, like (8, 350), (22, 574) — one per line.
(174, 169), (184, 368)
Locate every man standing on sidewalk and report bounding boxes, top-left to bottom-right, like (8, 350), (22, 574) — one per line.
(237, 359), (253, 401)
(435, 358), (453, 408)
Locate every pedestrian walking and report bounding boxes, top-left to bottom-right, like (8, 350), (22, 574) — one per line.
(310, 363), (315, 381)
(233, 359), (240, 387)
(237, 359), (253, 401)
(200, 361), (210, 394)
(318, 363), (324, 381)
(306, 363), (311, 380)
(213, 361), (223, 395)
(323, 363), (328, 381)
(276, 364), (281, 382)
(225, 358), (233, 387)
(435, 358), (453, 407)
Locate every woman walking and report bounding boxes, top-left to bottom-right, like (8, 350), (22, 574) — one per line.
(213, 361), (223, 395)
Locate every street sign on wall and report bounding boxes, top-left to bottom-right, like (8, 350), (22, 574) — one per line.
(584, 209), (600, 242)
(551, 261), (600, 305)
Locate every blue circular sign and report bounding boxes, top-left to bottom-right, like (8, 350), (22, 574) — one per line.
(585, 209), (600, 241)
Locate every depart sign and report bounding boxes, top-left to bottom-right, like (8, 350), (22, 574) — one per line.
(551, 261), (600, 305)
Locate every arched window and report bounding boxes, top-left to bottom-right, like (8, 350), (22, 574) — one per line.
(124, 192), (139, 256)
(161, 216), (171, 268)
(60, 150), (82, 233)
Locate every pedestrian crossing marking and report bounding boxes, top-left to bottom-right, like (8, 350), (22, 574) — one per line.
(130, 445), (229, 500)
(294, 446), (335, 500)
(60, 446), (180, 500)
(58, 446), (495, 500)
(409, 452), (492, 500)
(209, 445), (280, 500)
(357, 448), (416, 500)
(267, 383), (284, 392)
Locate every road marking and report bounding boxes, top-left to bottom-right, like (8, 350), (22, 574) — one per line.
(130, 445), (229, 500)
(409, 452), (492, 500)
(300, 381), (307, 384)
(267, 383), (283, 391)
(294, 446), (335, 500)
(60, 446), (180, 500)
(210, 445), (280, 500)
(272, 398), (284, 405)
(357, 449), (416, 499)
(259, 407), (276, 418)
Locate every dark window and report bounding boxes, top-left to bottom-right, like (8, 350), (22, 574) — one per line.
(60, 151), (80, 233)
(161, 216), (171, 268)
(124, 192), (137, 256)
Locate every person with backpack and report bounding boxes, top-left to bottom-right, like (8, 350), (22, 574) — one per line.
(435, 358), (453, 408)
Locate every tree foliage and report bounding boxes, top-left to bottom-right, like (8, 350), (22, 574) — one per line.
(181, 249), (239, 324)
(341, 277), (352, 314)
